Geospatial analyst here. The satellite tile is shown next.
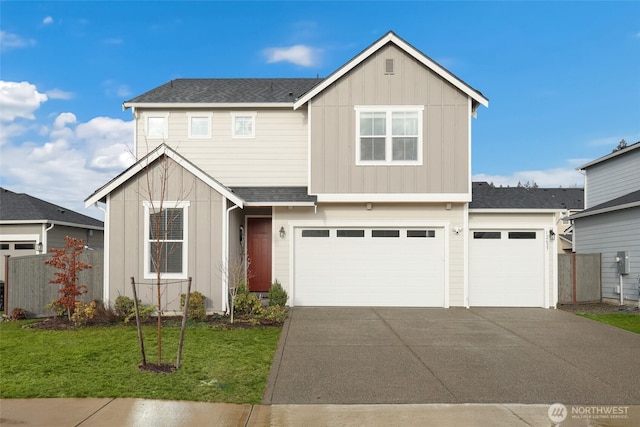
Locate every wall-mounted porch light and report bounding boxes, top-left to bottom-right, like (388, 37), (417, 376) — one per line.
(279, 226), (286, 239)
(549, 230), (556, 241)
(37, 242), (43, 253)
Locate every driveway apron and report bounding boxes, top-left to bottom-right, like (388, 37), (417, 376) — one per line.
(263, 307), (640, 405)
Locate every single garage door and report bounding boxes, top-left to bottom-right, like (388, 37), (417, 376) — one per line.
(293, 227), (445, 307)
(469, 230), (544, 307)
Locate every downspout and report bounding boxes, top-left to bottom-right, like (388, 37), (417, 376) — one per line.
(43, 223), (54, 254)
(222, 203), (241, 313)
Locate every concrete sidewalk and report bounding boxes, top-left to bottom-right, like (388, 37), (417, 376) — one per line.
(3, 398), (639, 426)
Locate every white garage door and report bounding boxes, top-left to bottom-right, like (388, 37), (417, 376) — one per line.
(469, 230), (544, 307)
(293, 227), (445, 307)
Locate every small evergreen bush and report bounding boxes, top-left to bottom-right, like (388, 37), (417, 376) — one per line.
(268, 280), (288, 307)
(180, 291), (207, 322)
(233, 282), (262, 315)
(259, 305), (287, 323)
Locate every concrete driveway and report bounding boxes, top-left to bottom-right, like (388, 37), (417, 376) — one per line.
(263, 307), (640, 405)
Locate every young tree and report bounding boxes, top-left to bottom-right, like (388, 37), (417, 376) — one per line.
(45, 236), (91, 321)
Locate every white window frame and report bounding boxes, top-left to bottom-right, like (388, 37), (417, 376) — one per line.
(187, 112), (212, 139)
(144, 113), (169, 140)
(143, 201), (190, 279)
(231, 111), (256, 139)
(355, 106), (424, 166)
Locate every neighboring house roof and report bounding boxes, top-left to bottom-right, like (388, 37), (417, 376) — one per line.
(293, 31), (489, 111)
(84, 144), (244, 208)
(578, 140), (640, 170)
(0, 187), (103, 228)
(123, 78), (322, 108)
(571, 189), (640, 219)
(469, 182), (584, 210)
(230, 187), (317, 206)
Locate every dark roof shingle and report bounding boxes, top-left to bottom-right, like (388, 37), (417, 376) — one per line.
(230, 187), (316, 204)
(470, 182), (584, 210)
(125, 78), (323, 104)
(0, 187), (103, 228)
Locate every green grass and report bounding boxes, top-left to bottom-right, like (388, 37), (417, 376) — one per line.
(578, 313), (640, 334)
(0, 321), (281, 402)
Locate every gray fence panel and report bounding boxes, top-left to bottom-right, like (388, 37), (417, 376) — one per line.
(557, 253), (601, 304)
(6, 251), (103, 317)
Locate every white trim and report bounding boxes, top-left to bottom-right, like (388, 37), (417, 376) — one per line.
(187, 112), (213, 139)
(104, 195), (111, 304)
(469, 208), (566, 214)
(294, 31), (488, 110)
(286, 219), (450, 308)
(307, 104), (312, 191)
(221, 202), (228, 313)
(230, 111), (257, 139)
(578, 142), (640, 170)
(570, 201), (640, 219)
(85, 144), (244, 208)
(463, 202), (469, 308)
(143, 112), (169, 140)
(315, 193), (471, 203)
(124, 102), (294, 109)
(132, 107), (137, 158)
(0, 234), (40, 256)
(244, 201), (316, 207)
(467, 99), (473, 194)
(354, 106), (424, 166)
(143, 201), (190, 280)
(0, 220), (103, 230)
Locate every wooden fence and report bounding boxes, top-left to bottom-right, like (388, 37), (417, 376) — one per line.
(558, 253), (601, 304)
(5, 251), (103, 317)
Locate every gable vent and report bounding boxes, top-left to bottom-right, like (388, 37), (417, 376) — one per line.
(385, 58), (394, 74)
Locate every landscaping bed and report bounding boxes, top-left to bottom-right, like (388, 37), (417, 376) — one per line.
(558, 302), (639, 314)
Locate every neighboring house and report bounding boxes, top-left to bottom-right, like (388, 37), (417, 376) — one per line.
(572, 141), (640, 303)
(0, 187), (104, 281)
(86, 31), (573, 312)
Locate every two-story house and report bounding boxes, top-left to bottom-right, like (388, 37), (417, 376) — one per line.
(86, 31), (570, 312)
(572, 141), (640, 304)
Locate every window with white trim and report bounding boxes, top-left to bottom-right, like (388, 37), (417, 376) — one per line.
(143, 201), (189, 279)
(355, 106), (423, 165)
(231, 112), (256, 138)
(145, 114), (169, 139)
(187, 113), (212, 139)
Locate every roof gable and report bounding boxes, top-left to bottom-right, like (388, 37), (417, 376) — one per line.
(0, 187), (103, 228)
(293, 31), (489, 110)
(578, 140), (640, 170)
(85, 144), (244, 207)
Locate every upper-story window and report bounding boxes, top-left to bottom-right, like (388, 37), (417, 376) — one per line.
(355, 106), (423, 165)
(231, 112), (256, 139)
(187, 112), (212, 139)
(145, 113), (169, 140)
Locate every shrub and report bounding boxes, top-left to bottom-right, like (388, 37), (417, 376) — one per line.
(114, 295), (155, 324)
(180, 291), (207, 322)
(10, 307), (27, 320)
(45, 299), (67, 317)
(268, 280), (288, 307)
(233, 282), (262, 315)
(259, 305), (287, 323)
(70, 300), (97, 327)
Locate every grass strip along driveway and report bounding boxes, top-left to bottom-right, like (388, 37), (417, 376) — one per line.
(0, 321), (281, 403)
(578, 313), (640, 334)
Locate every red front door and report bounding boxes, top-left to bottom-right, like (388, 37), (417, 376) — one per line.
(247, 217), (272, 292)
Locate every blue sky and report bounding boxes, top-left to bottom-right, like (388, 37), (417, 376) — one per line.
(1, 1), (639, 220)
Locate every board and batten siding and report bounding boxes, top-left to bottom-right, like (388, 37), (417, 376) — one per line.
(273, 203), (466, 307)
(309, 43), (470, 195)
(135, 108), (308, 187)
(585, 149), (640, 208)
(107, 156), (226, 311)
(574, 207), (640, 301)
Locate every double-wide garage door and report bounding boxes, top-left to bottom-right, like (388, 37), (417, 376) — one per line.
(469, 230), (544, 307)
(293, 227), (445, 307)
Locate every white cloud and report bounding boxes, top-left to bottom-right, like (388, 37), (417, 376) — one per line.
(263, 45), (320, 67)
(0, 81), (48, 121)
(473, 167), (584, 188)
(0, 30), (36, 51)
(46, 88), (74, 100)
(43, 16), (53, 25)
(53, 112), (77, 129)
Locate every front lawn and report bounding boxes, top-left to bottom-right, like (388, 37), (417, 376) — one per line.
(0, 320), (281, 403)
(578, 313), (640, 334)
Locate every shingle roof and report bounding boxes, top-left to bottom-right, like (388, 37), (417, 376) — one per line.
(0, 187), (103, 228)
(572, 189), (640, 219)
(578, 140), (640, 170)
(125, 78), (323, 104)
(230, 187), (317, 205)
(470, 182), (584, 210)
